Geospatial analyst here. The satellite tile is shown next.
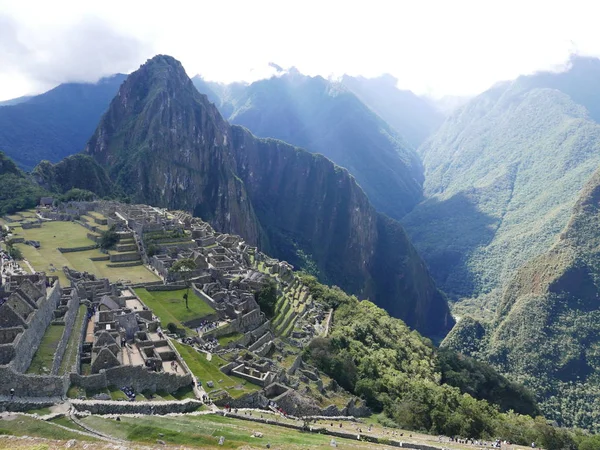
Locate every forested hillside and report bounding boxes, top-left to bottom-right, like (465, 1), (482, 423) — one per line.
(192, 71), (424, 219)
(444, 167), (600, 430)
(403, 70), (600, 316)
(0, 151), (48, 215)
(0, 75), (125, 170)
(300, 275), (592, 449)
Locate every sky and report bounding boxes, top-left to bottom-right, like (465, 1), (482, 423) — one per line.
(1, 0), (599, 101)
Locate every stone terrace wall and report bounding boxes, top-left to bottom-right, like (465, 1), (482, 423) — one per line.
(71, 398), (202, 415)
(51, 292), (80, 375)
(0, 366), (69, 397)
(71, 365), (192, 394)
(146, 284), (186, 292)
(12, 283), (61, 373)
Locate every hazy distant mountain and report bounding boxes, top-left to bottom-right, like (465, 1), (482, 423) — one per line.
(77, 55), (454, 338)
(0, 95), (33, 107)
(340, 74), (444, 148)
(0, 74), (126, 170)
(192, 71), (424, 219)
(427, 94), (472, 115)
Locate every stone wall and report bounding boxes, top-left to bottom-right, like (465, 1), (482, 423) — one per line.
(146, 284), (186, 292)
(74, 305), (90, 375)
(70, 365), (192, 394)
(21, 222), (42, 229)
(0, 366), (69, 397)
(12, 283), (61, 373)
(51, 292), (80, 375)
(58, 245), (98, 253)
(71, 398), (202, 415)
(109, 252), (140, 262)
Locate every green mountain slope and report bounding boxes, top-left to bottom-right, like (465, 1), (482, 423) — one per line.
(402, 69), (600, 314)
(0, 151), (48, 215)
(192, 71), (424, 220)
(443, 168), (600, 430)
(0, 75), (126, 170)
(340, 74), (444, 149)
(32, 154), (116, 197)
(83, 55), (453, 338)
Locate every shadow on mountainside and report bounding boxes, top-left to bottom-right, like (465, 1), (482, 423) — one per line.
(402, 191), (500, 302)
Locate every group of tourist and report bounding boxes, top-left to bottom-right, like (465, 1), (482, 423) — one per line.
(198, 336), (219, 352)
(120, 386), (136, 401)
(195, 320), (218, 334)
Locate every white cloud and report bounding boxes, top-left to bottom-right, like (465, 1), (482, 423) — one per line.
(0, 0), (599, 100)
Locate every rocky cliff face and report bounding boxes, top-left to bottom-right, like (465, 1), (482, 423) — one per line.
(192, 71), (424, 220)
(84, 55), (453, 338)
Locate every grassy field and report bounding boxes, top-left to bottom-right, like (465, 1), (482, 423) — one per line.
(173, 341), (260, 399)
(26, 324), (65, 374)
(59, 304), (86, 375)
(135, 288), (215, 334)
(12, 221), (159, 285)
(81, 414), (390, 449)
(217, 332), (243, 346)
(0, 415), (96, 442)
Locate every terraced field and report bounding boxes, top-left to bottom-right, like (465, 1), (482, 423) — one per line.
(10, 220), (159, 285)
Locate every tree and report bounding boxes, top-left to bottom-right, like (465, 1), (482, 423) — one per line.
(255, 278), (278, 318)
(99, 225), (119, 250)
(8, 244), (22, 260)
(170, 258), (197, 309)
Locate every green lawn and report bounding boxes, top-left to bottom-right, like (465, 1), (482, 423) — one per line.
(135, 288), (215, 334)
(217, 332), (243, 347)
(26, 324), (65, 374)
(0, 415), (96, 441)
(13, 221), (159, 286)
(24, 406), (52, 416)
(81, 414), (381, 449)
(59, 304), (86, 375)
(172, 341), (260, 399)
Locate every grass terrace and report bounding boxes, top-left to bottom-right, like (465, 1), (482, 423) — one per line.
(0, 415), (97, 442)
(173, 341), (260, 399)
(59, 304), (87, 375)
(135, 288), (215, 335)
(26, 324), (65, 374)
(217, 332), (243, 347)
(12, 220), (159, 285)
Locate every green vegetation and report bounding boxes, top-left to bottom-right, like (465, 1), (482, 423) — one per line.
(444, 168), (600, 431)
(24, 407), (52, 416)
(26, 324), (65, 374)
(0, 151), (48, 215)
(59, 304), (86, 374)
(172, 341), (260, 399)
(98, 224), (119, 250)
(299, 276), (581, 446)
(403, 75), (600, 315)
(134, 288), (215, 335)
(169, 258), (197, 309)
(0, 415), (96, 441)
(217, 332), (243, 347)
(80, 413), (379, 449)
(13, 221), (159, 285)
(255, 278), (277, 318)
